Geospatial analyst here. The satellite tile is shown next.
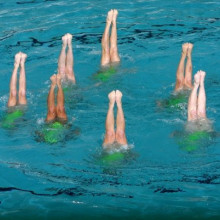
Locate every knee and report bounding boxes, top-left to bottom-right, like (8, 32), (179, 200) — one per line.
(198, 111), (206, 118)
(65, 67), (73, 75)
(176, 78), (184, 85)
(19, 89), (26, 97)
(116, 130), (126, 140)
(110, 47), (117, 54)
(58, 67), (65, 75)
(184, 78), (192, 85)
(57, 106), (66, 114)
(189, 109), (197, 120)
(101, 41), (110, 52)
(105, 130), (115, 139)
(48, 106), (56, 115)
(10, 89), (17, 98)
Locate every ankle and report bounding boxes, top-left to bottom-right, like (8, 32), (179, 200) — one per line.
(181, 52), (186, 58)
(109, 102), (115, 109)
(57, 83), (62, 89)
(116, 102), (122, 108)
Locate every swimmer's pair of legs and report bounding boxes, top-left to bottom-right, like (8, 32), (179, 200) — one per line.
(58, 33), (76, 83)
(46, 74), (67, 122)
(8, 52), (27, 107)
(175, 43), (193, 91)
(103, 90), (127, 146)
(101, 9), (120, 66)
(188, 70), (206, 121)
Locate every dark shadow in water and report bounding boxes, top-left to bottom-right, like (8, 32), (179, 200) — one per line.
(17, 0), (56, 4)
(62, 83), (84, 110)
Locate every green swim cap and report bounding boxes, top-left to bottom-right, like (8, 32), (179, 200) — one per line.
(63, 87), (71, 93)
(43, 122), (64, 144)
(168, 95), (187, 108)
(1, 110), (23, 129)
(101, 152), (125, 164)
(95, 67), (116, 82)
(187, 130), (209, 141)
(50, 121), (63, 129)
(180, 130), (209, 152)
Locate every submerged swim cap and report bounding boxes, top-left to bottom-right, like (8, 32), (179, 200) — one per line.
(1, 109), (23, 128)
(180, 130), (209, 152)
(102, 152), (125, 164)
(168, 94), (187, 108)
(95, 67), (117, 82)
(43, 122), (64, 144)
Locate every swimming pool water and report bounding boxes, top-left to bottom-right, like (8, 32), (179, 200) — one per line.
(0, 0), (220, 219)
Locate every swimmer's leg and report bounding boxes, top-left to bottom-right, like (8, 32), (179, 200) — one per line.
(65, 33), (76, 83)
(8, 52), (21, 107)
(188, 71), (200, 121)
(184, 43), (193, 89)
(115, 90), (127, 145)
(175, 43), (188, 91)
(56, 74), (67, 120)
(46, 74), (57, 122)
(18, 52), (27, 105)
(58, 34), (67, 79)
(101, 10), (113, 66)
(103, 90), (116, 146)
(110, 9), (120, 63)
(197, 70), (207, 119)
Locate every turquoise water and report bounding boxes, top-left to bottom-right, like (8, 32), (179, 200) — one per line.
(0, 0), (220, 219)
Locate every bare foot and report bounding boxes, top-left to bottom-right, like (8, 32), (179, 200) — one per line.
(56, 74), (62, 87)
(194, 71), (201, 86)
(66, 33), (73, 47)
(112, 9), (118, 24)
(115, 90), (122, 105)
(187, 43), (193, 57)
(107, 9), (113, 24)
(50, 74), (57, 86)
(182, 43), (188, 56)
(62, 34), (68, 47)
(108, 90), (116, 107)
(199, 70), (206, 85)
(20, 52), (27, 66)
(14, 52), (21, 67)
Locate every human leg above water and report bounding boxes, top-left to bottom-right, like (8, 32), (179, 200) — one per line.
(8, 52), (21, 107)
(103, 90), (116, 146)
(197, 70), (206, 119)
(65, 33), (76, 83)
(115, 90), (127, 145)
(187, 71), (200, 121)
(184, 43), (193, 89)
(110, 9), (120, 63)
(58, 35), (67, 79)
(46, 74), (57, 122)
(56, 74), (67, 121)
(175, 43), (188, 91)
(18, 52), (27, 105)
(101, 10), (113, 66)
